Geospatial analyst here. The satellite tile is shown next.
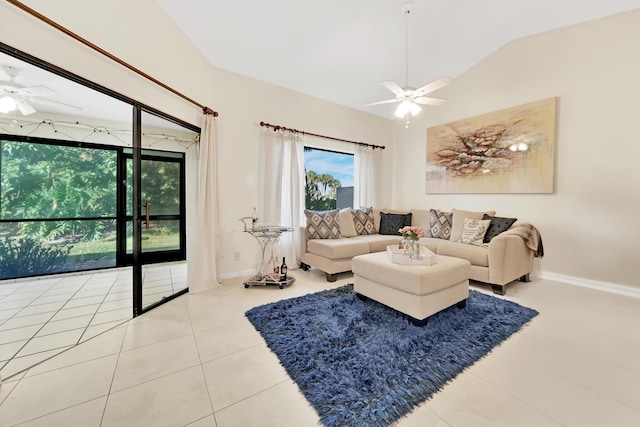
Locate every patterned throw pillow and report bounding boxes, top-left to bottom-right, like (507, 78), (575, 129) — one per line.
(305, 209), (341, 239)
(351, 208), (376, 235)
(450, 209), (496, 242)
(459, 218), (491, 246)
(482, 214), (518, 243)
(428, 209), (453, 240)
(378, 212), (412, 235)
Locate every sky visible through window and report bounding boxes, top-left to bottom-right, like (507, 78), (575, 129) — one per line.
(304, 148), (354, 187)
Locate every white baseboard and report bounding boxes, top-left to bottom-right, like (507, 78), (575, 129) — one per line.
(220, 268), (640, 299)
(219, 269), (254, 280)
(538, 271), (640, 299)
(220, 266), (303, 281)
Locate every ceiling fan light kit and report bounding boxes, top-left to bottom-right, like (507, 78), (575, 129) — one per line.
(0, 95), (16, 113)
(0, 65), (79, 116)
(366, 1), (452, 128)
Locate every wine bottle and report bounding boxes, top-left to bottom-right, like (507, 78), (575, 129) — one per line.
(252, 207), (258, 229)
(280, 257), (288, 281)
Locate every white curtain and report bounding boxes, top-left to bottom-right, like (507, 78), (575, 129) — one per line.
(258, 129), (305, 269)
(354, 145), (382, 208)
(188, 113), (222, 293)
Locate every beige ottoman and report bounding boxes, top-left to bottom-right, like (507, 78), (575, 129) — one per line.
(352, 252), (471, 326)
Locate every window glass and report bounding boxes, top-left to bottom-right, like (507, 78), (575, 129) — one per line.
(303, 147), (354, 210)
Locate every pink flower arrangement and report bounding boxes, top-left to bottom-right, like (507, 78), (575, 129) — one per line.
(399, 225), (426, 241)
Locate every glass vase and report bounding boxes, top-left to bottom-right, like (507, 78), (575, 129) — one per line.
(407, 239), (420, 260)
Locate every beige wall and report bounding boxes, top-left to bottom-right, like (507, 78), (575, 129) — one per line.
(392, 10), (640, 290)
(4, 1), (638, 291)
(0, 0), (393, 277)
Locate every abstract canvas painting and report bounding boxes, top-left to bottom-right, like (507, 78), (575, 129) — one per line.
(426, 98), (556, 193)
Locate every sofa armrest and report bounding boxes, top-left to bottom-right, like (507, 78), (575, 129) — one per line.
(487, 234), (534, 285)
(299, 227), (308, 255)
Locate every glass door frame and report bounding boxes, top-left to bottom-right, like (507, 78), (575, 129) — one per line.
(118, 148), (187, 266)
(0, 42), (199, 318)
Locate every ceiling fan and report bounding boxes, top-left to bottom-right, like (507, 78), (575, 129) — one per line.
(0, 65), (81, 116)
(365, 1), (452, 127)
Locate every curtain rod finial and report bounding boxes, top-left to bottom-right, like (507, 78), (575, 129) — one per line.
(203, 107), (218, 116)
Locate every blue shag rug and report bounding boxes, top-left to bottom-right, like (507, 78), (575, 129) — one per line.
(245, 284), (538, 427)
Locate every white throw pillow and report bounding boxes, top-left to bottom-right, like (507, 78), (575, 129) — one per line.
(450, 208), (496, 242)
(339, 208), (358, 237)
(459, 218), (491, 246)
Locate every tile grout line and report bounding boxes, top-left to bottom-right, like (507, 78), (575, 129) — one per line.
(498, 343), (640, 414)
(98, 309), (131, 427)
(0, 274), (98, 373)
(0, 271), (129, 380)
(186, 298), (217, 424)
(465, 368), (568, 426)
(76, 270), (130, 345)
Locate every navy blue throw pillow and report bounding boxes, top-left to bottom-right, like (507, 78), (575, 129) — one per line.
(379, 212), (412, 235)
(482, 214), (517, 243)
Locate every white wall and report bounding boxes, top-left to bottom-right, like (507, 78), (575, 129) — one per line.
(7, 1), (636, 290)
(392, 10), (640, 290)
(0, 0), (393, 277)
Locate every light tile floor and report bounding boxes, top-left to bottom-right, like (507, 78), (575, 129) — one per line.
(0, 269), (639, 426)
(0, 263), (188, 380)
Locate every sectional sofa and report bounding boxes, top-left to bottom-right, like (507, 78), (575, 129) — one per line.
(300, 207), (543, 295)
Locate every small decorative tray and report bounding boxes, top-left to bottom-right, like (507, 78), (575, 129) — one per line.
(386, 245), (437, 266)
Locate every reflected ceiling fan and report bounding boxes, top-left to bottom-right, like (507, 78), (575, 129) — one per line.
(365, 1), (452, 127)
(0, 65), (81, 115)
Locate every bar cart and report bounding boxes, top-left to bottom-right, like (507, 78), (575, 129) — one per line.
(240, 216), (295, 289)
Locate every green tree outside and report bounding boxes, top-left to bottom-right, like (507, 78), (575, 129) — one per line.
(305, 169), (341, 211)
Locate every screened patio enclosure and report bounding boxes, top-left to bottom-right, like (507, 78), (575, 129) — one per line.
(0, 43), (200, 379)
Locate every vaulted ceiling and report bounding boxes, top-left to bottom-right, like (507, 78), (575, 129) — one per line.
(156, 0), (640, 118)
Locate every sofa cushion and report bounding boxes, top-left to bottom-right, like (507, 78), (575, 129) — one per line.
(351, 207), (376, 235)
(437, 240), (489, 267)
(352, 234), (401, 253)
(418, 237), (440, 253)
(379, 212), (412, 235)
(482, 214), (518, 243)
(371, 208), (384, 232)
(428, 209), (453, 240)
(338, 208), (358, 238)
(459, 218), (491, 246)
(410, 209), (430, 230)
(305, 209), (340, 239)
(450, 208), (496, 242)
(307, 238), (370, 260)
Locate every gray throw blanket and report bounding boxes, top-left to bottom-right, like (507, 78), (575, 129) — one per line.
(502, 223), (544, 258)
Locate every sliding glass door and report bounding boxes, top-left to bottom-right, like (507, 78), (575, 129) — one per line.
(0, 44), (199, 315)
(122, 151), (185, 264)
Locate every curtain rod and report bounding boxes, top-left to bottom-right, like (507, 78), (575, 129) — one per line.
(7, 0), (218, 117)
(259, 121), (385, 150)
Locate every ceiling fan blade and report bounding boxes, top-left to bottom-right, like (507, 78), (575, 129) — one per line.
(363, 98), (401, 107)
(17, 85), (57, 97)
(15, 98), (37, 115)
(381, 80), (405, 97)
(0, 66), (12, 80)
(28, 97), (83, 112)
(0, 85), (57, 98)
(414, 96), (448, 106)
(412, 76), (453, 97)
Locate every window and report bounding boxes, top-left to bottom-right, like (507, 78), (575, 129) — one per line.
(304, 147), (354, 210)
(0, 136), (187, 280)
(0, 45), (197, 283)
